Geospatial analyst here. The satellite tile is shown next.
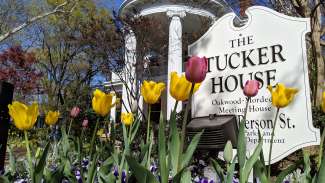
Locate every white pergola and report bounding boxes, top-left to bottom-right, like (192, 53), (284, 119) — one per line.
(118, 0), (230, 118)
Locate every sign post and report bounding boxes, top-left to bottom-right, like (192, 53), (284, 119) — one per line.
(189, 6), (320, 164)
(0, 81), (14, 170)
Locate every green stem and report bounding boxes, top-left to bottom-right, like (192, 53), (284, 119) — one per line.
(104, 115), (110, 142)
(147, 129), (153, 168)
(170, 101), (179, 139)
(180, 83), (195, 153)
(173, 101), (179, 115)
(67, 118), (73, 136)
(118, 124), (132, 183)
(268, 108), (280, 179)
(178, 83), (195, 170)
(243, 97), (251, 121)
(146, 105), (151, 144)
(79, 129), (85, 183)
(318, 126), (325, 169)
(24, 130), (34, 183)
(128, 123), (132, 143)
(90, 118), (100, 160)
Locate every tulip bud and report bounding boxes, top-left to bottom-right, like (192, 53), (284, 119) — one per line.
(185, 56), (208, 83)
(131, 100), (138, 113)
(82, 119), (88, 128)
(70, 106), (80, 118)
(223, 140), (233, 163)
(243, 80), (260, 97)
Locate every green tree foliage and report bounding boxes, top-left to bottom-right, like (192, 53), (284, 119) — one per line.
(36, 0), (122, 113)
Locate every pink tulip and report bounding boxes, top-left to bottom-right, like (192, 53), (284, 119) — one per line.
(185, 56), (208, 83)
(82, 119), (88, 128)
(70, 106), (80, 118)
(243, 80), (260, 97)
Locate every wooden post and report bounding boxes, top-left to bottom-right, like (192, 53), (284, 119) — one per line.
(0, 82), (14, 170)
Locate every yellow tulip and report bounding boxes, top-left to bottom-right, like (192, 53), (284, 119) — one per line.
(8, 101), (39, 131)
(92, 89), (117, 117)
(45, 111), (60, 126)
(121, 112), (134, 126)
(170, 72), (201, 101)
(322, 91), (325, 113)
(97, 128), (105, 137)
(267, 83), (298, 108)
(141, 80), (165, 104)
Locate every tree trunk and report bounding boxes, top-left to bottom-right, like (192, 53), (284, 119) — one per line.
(311, 0), (325, 106)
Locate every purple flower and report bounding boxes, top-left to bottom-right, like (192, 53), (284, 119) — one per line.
(122, 170), (127, 179)
(82, 158), (89, 168)
(150, 164), (158, 173)
(122, 170), (127, 183)
(232, 177), (239, 183)
(113, 166), (119, 177)
(74, 170), (83, 183)
(200, 178), (209, 183)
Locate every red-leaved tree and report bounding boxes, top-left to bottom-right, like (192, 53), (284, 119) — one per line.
(0, 46), (42, 94)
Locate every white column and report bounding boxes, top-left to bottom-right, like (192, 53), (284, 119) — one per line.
(122, 31), (137, 113)
(167, 10), (186, 119)
(110, 92), (117, 122)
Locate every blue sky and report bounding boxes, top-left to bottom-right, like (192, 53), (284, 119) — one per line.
(99, 0), (124, 11)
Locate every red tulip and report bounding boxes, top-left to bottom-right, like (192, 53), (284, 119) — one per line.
(243, 80), (260, 97)
(185, 56), (208, 83)
(82, 119), (88, 128)
(70, 106), (80, 118)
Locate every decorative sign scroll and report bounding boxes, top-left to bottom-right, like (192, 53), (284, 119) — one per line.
(189, 6), (320, 164)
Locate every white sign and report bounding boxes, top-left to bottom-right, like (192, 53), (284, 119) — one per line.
(189, 6), (320, 164)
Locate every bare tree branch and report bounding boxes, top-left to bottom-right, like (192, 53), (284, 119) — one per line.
(0, 1), (76, 43)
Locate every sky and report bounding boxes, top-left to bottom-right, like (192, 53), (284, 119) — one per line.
(98, 0), (124, 11)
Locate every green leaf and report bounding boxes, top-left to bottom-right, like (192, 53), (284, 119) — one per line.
(257, 130), (266, 171)
(130, 117), (140, 142)
(98, 157), (116, 183)
(181, 131), (203, 168)
(126, 155), (159, 183)
(0, 176), (9, 183)
(317, 155), (325, 183)
(169, 109), (180, 176)
(211, 158), (225, 182)
(64, 159), (77, 183)
(7, 145), (16, 176)
(122, 123), (129, 150)
(98, 173), (116, 183)
(242, 139), (263, 182)
(302, 151), (312, 182)
(140, 141), (149, 165)
(61, 126), (70, 157)
(34, 142), (51, 183)
(87, 154), (99, 183)
(172, 167), (187, 183)
(225, 156), (237, 183)
(44, 165), (64, 183)
(99, 156), (115, 173)
(254, 160), (268, 183)
(275, 159), (303, 183)
(237, 121), (246, 172)
(158, 112), (168, 183)
(180, 169), (191, 183)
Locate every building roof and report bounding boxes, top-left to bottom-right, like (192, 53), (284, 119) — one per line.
(119, 0), (231, 19)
